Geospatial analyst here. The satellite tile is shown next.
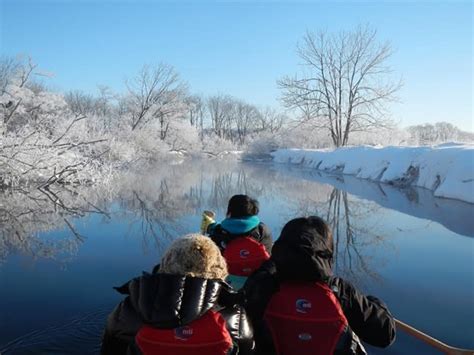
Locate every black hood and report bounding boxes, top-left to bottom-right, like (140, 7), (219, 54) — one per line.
(115, 272), (223, 328)
(271, 216), (333, 282)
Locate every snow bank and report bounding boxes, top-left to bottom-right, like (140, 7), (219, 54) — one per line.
(272, 144), (474, 204)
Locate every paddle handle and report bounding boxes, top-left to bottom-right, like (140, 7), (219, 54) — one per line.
(200, 210), (216, 234)
(395, 319), (474, 355)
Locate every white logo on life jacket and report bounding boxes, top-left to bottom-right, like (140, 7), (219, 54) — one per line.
(239, 249), (250, 258)
(296, 299), (312, 313)
(298, 333), (312, 341)
(175, 326), (193, 340)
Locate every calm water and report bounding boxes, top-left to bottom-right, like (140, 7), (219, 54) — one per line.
(1, 160), (473, 354)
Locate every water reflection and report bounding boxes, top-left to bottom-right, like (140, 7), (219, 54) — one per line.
(328, 189), (387, 282)
(0, 185), (111, 266)
(274, 164), (474, 238)
(1, 160), (471, 270)
(1, 160), (473, 353)
(111, 163), (271, 252)
(273, 173), (390, 284)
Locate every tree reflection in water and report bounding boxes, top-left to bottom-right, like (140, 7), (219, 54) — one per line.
(110, 162), (269, 254)
(0, 184), (111, 266)
(278, 173), (390, 285)
(0, 161), (389, 282)
(326, 188), (387, 283)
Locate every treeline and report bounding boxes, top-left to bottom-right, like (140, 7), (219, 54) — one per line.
(0, 56), (472, 189)
(405, 122), (474, 145)
(0, 56), (292, 187)
(59, 65), (289, 152)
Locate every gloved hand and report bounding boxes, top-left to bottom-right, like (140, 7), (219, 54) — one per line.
(200, 210), (216, 234)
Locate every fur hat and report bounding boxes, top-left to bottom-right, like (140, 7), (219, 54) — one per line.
(160, 234), (228, 280)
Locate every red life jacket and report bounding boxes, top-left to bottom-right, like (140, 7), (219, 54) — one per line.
(263, 281), (348, 355)
(223, 236), (270, 276)
(135, 310), (233, 355)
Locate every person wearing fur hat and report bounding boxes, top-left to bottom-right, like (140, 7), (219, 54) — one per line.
(241, 216), (396, 354)
(101, 234), (255, 355)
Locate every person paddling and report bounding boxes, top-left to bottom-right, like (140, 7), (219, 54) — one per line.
(242, 216), (396, 355)
(101, 234), (255, 355)
(202, 194), (273, 289)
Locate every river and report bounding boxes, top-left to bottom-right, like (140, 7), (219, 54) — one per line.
(1, 160), (473, 354)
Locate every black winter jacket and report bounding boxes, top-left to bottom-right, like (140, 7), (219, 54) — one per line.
(242, 227), (396, 354)
(101, 270), (254, 355)
(208, 221), (273, 255)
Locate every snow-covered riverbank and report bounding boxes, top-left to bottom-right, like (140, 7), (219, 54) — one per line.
(272, 144), (474, 204)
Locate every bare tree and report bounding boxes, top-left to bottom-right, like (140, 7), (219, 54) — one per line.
(207, 95), (266, 144)
(279, 26), (401, 147)
(1, 57), (38, 131)
(126, 64), (186, 132)
(64, 90), (97, 116)
(234, 100), (260, 144)
(258, 107), (286, 134)
(406, 121), (474, 145)
(207, 94), (233, 139)
(0, 57), (20, 94)
(184, 95), (206, 140)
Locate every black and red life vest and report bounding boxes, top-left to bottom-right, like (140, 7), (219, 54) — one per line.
(264, 281), (349, 355)
(223, 236), (270, 276)
(135, 310), (233, 355)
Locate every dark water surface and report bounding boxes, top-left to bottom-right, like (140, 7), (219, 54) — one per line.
(1, 160), (473, 354)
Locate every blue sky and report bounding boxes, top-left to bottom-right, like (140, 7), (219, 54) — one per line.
(1, 0), (472, 131)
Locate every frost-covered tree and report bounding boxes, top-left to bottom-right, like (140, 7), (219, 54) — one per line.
(165, 119), (201, 153)
(98, 64), (201, 161)
(207, 94), (233, 140)
(279, 26), (401, 147)
(0, 57), (110, 188)
(206, 95), (274, 145)
(184, 95), (206, 136)
(65, 91), (96, 117)
(406, 122), (474, 145)
(125, 64), (187, 133)
(257, 107), (287, 134)
(233, 100), (261, 145)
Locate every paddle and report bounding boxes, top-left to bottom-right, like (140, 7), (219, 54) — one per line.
(395, 318), (474, 355)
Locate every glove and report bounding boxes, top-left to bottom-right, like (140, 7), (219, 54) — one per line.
(200, 210), (215, 234)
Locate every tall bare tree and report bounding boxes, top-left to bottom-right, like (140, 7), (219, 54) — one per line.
(258, 107), (286, 134)
(234, 100), (260, 144)
(184, 95), (206, 140)
(279, 26), (401, 147)
(126, 64), (185, 132)
(207, 94), (233, 139)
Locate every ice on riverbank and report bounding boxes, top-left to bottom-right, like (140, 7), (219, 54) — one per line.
(272, 144), (474, 204)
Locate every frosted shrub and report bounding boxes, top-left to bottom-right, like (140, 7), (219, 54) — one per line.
(165, 119), (201, 153)
(246, 131), (280, 155)
(201, 134), (237, 156)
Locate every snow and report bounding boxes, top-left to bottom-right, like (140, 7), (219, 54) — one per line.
(272, 144), (474, 204)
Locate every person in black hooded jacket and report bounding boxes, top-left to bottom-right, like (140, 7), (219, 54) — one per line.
(242, 216), (396, 355)
(101, 234), (254, 355)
